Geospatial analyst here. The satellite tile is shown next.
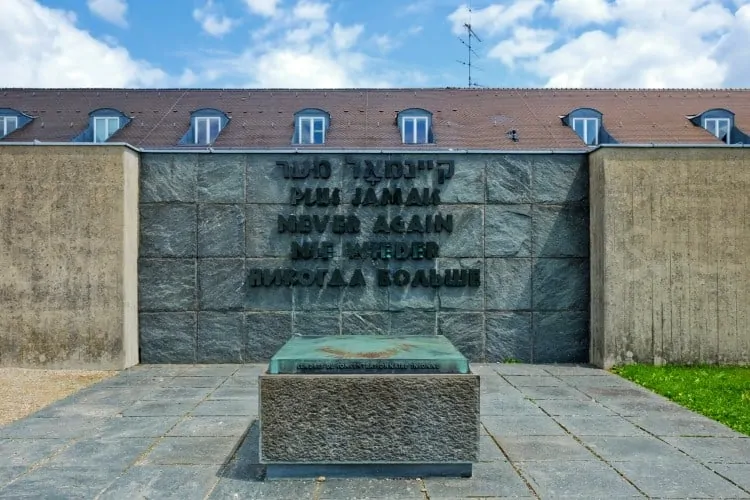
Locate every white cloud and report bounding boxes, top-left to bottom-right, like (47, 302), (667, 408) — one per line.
(243, 0), (281, 17)
(0, 0), (166, 87)
(333, 23), (364, 50)
(292, 0), (328, 20)
(448, 0), (544, 36)
(87, 0), (128, 28)
(551, 0), (611, 27)
(488, 27), (556, 67)
(193, 0), (239, 37)
(373, 34), (398, 53)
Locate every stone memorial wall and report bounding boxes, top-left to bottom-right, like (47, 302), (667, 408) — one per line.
(137, 153), (589, 363)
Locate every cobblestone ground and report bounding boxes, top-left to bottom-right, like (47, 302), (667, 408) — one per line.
(0, 364), (748, 499)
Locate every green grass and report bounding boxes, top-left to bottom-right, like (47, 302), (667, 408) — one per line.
(612, 364), (750, 436)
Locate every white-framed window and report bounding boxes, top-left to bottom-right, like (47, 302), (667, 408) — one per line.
(194, 116), (221, 144)
(571, 117), (599, 145)
(298, 116), (325, 144)
(401, 116), (429, 144)
(93, 116), (120, 143)
(704, 117), (731, 144)
(1, 116), (18, 137)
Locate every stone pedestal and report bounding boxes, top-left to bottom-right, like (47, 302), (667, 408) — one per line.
(259, 336), (480, 479)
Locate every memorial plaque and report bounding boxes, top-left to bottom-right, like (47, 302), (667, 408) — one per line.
(268, 335), (470, 374)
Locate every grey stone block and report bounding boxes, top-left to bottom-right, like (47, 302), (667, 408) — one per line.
(626, 414), (742, 437)
(139, 312), (196, 364)
(44, 438), (152, 469)
(246, 155), (344, 204)
(486, 312), (532, 362)
(260, 374), (479, 463)
(208, 478), (318, 499)
(515, 460), (640, 498)
(0, 439), (68, 466)
(532, 258), (589, 310)
(709, 464), (750, 491)
(198, 259), (244, 311)
(341, 312), (390, 335)
(141, 154), (197, 202)
(388, 261), (438, 311)
(536, 399), (615, 417)
(245, 312), (292, 361)
(92, 417), (183, 439)
(503, 375), (565, 387)
(0, 467), (26, 486)
(437, 258), (484, 310)
(198, 205), (245, 257)
(141, 437), (238, 465)
(485, 205), (531, 257)
(139, 260), (196, 312)
(168, 416), (251, 437)
(579, 436), (687, 462)
(390, 310), (436, 336)
(552, 416), (646, 437)
(293, 269), (342, 311)
(0, 466), (123, 499)
(532, 205), (589, 257)
(533, 311), (588, 363)
(197, 312), (244, 363)
(485, 259), (532, 310)
(98, 465), (220, 500)
(532, 155), (588, 204)
(197, 155), (245, 203)
(319, 478), (424, 499)
(293, 311), (340, 336)
(482, 416), (566, 437)
(438, 313), (484, 362)
(163, 376), (226, 388)
(424, 461), (533, 499)
(245, 259), (293, 311)
(486, 156), (532, 203)
(192, 399), (258, 416)
(122, 401), (199, 417)
(339, 265), (389, 311)
(662, 436), (750, 464)
(497, 435), (596, 462)
(140, 204), (197, 258)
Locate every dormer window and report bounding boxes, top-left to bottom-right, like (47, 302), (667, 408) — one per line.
(180, 108), (229, 146)
(687, 109), (749, 145)
(561, 108), (615, 146)
(398, 109), (433, 145)
(194, 116), (221, 144)
(293, 108), (330, 145)
(704, 117), (731, 143)
(93, 116), (121, 143)
(0, 108), (33, 139)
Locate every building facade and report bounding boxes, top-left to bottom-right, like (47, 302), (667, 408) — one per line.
(0, 89), (749, 369)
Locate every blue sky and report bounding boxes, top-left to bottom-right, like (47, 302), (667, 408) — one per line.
(2, 0), (750, 88)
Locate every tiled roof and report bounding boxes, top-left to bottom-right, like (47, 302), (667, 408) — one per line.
(1, 87), (748, 150)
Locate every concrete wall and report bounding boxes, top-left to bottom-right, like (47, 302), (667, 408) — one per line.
(138, 153), (590, 364)
(590, 148), (750, 368)
(0, 146), (139, 369)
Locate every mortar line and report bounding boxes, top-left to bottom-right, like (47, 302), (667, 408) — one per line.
(481, 422), (540, 499)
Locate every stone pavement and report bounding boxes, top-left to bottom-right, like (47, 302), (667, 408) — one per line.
(0, 364), (748, 499)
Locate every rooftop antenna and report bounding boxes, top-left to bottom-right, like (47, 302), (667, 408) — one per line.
(457, 2), (483, 87)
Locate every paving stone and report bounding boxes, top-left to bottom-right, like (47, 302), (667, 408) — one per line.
(191, 399), (258, 416)
(493, 364), (550, 376)
(233, 364), (266, 377)
(145, 387), (214, 401)
(209, 385), (257, 400)
(0, 466), (121, 499)
(0, 467), (26, 487)
(542, 365), (608, 377)
(198, 260), (245, 311)
(163, 376), (227, 388)
(0, 417), (108, 439)
(579, 436), (687, 462)
(177, 365), (241, 377)
(626, 414), (743, 438)
(140, 154), (197, 202)
(485, 258), (531, 310)
(140, 204), (197, 257)
(600, 398), (691, 417)
(709, 464), (750, 491)
(612, 458), (749, 499)
(197, 155), (245, 203)
(208, 477), (318, 499)
(482, 416), (566, 437)
(424, 461), (532, 499)
(485, 205), (532, 257)
(319, 478), (423, 499)
(497, 435), (597, 462)
(138, 260), (196, 311)
(438, 312), (484, 362)
(141, 437), (239, 465)
(91, 417), (183, 439)
(663, 437), (750, 464)
(535, 399), (616, 417)
(123, 401), (198, 417)
(168, 416), (252, 437)
(561, 375), (639, 389)
(220, 375), (260, 389)
(30, 402), (126, 419)
(44, 438), (153, 469)
(479, 434), (507, 462)
(99, 465), (221, 500)
(485, 312), (532, 363)
(503, 375), (566, 387)
(553, 416), (647, 437)
(481, 394), (546, 416)
(516, 460), (641, 499)
(139, 312), (197, 364)
(517, 385), (590, 400)
(0, 439), (68, 466)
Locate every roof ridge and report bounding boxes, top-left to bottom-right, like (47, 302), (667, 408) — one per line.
(3, 87), (750, 92)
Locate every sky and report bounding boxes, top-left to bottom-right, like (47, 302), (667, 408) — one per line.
(2, 0), (750, 89)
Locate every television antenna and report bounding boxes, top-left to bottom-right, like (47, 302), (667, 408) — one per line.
(456, 3), (483, 87)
